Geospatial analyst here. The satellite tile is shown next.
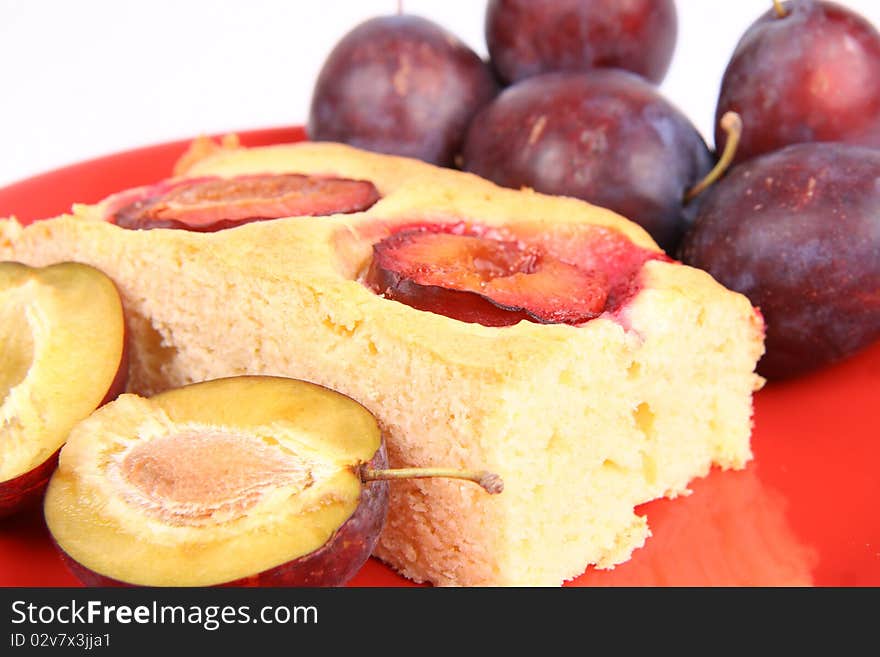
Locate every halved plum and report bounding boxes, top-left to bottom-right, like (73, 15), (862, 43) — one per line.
(44, 376), (500, 587)
(364, 225), (658, 327)
(111, 173), (380, 232)
(0, 261), (127, 517)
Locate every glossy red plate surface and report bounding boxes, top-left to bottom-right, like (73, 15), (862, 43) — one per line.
(1, 127), (878, 587)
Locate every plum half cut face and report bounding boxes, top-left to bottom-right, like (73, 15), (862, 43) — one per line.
(364, 225), (638, 327)
(0, 261), (126, 517)
(111, 173), (380, 232)
(44, 376), (388, 587)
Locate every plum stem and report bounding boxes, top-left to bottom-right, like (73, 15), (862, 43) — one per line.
(396, 0), (403, 15)
(360, 466), (504, 494)
(773, 0), (788, 18)
(684, 111), (743, 203)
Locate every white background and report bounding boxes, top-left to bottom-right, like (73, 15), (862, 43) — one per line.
(1, 0), (879, 187)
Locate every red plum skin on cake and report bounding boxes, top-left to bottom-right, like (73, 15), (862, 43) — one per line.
(107, 173), (380, 232)
(365, 221), (670, 327)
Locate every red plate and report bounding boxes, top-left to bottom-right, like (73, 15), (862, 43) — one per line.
(1, 127), (878, 587)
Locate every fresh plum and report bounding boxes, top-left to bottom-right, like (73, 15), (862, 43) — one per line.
(44, 376), (501, 587)
(715, 0), (880, 165)
(680, 142), (880, 379)
(0, 261), (127, 517)
(461, 70), (714, 253)
(307, 14), (498, 167)
(485, 0), (678, 85)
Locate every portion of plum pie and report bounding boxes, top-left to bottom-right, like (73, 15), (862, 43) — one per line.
(0, 139), (764, 586)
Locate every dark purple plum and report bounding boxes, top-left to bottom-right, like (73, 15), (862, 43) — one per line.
(715, 0), (880, 165)
(461, 69), (714, 253)
(485, 0), (678, 85)
(680, 142), (880, 379)
(307, 14), (498, 167)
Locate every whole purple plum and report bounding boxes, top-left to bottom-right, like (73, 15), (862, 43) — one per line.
(680, 142), (880, 379)
(461, 70), (713, 253)
(485, 0), (678, 85)
(715, 0), (880, 165)
(308, 14), (498, 167)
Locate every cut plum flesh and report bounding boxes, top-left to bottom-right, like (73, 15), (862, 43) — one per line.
(44, 377), (388, 587)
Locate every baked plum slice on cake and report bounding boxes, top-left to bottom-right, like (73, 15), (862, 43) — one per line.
(109, 173), (380, 232)
(0, 261), (127, 517)
(365, 222), (666, 326)
(44, 376), (500, 587)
